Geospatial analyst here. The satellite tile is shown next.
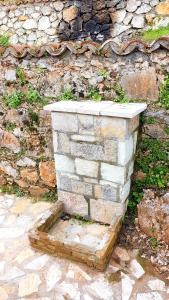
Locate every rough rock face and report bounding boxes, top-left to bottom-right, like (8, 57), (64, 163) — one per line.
(138, 190), (169, 245)
(0, 0), (165, 45)
(156, 0), (169, 15)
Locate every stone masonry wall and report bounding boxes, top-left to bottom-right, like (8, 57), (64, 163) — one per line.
(0, 46), (168, 197)
(51, 107), (139, 224)
(0, 0), (164, 45)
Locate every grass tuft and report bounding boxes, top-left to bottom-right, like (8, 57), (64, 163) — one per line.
(142, 24), (169, 41)
(0, 35), (10, 47)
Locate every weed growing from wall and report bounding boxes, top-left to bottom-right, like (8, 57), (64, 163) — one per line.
(113, 84), (130, 103)
(159, 74), (169, 109)
(58, 88), (76, 101)
(16, 67), (27, 85)
(128, 136), (169, 213)
(142, 24), (169, 41)
(4, 87), (47, 108)
(88, 87), (102, 101)
(0, 35), (10, 47)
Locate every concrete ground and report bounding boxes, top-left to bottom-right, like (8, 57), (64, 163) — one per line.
(0, 193), (169, 300)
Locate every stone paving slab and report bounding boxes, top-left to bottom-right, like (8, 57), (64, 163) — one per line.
(0, 193), (169, 300)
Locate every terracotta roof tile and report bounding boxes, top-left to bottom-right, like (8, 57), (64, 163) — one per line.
(1, 38), (169, 59)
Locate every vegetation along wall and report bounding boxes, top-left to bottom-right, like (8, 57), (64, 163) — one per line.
(0, 0), (169, 205)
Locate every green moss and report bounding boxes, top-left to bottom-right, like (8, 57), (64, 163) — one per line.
(142, 24), (169, 41)
(0, 35), (10, 47)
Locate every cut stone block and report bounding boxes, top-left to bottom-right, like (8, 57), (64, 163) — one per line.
(94, 116), (128, 139)
(78, 114), (94, 135)
(120, 179), (131, 203)
(128, 115), (139, 133)
(45, 101), (147, 118)
(90, 198), (126, 224)
(52, 131), (58, 153)
(57, 132), (70, 153)
(118, 135), (134, 166)
(54, 154), (75, 173)
(94, 183), (118, 202)
(71, 134), (98, 142)
(58, 173), (93, 196)
(51, 112), (78, 133)
(101, 163), (126, 184)
(104, 139), (118, 163)
(58, 190), (88, 217)
(71, 142), (104, 161)
(75, 158), (99, 178)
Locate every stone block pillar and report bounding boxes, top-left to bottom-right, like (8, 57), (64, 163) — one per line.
(44, 101), (147, 224)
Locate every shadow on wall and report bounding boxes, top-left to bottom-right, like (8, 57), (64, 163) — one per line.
(59, 0), (111, 42)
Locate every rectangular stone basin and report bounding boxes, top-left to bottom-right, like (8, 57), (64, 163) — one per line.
(28, 201), (122, 271)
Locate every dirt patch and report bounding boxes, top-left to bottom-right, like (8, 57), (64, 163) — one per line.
(118, 214), (169, 282)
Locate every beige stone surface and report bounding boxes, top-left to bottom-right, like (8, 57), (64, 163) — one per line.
(156, 0), (169, 15)
(63, 6), (78, 22)
(20, 168), (39, 183)
(121, 68), (159, 101)
(18, 273), (41, 297)
(39, 161), (56, 187)
(90, 198), (125, 224)
(0, 128), (20, 153)
(0, 193), (168, 299)
(0, 287), (8, 300)
(10, 197), (30, 214)
(58, 190), (88, 216)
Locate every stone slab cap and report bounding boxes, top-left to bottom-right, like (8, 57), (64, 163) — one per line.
(44, 101), (147, 118)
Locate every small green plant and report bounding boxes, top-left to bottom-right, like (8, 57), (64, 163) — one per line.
(4, 122), (16, 131)
(145, 117), (156, 125)
(26, 87), (42, 104)
(28, 109), (39, 125)
(128, 137), (169, 214)
(0, 35), (10, 47)
(150, 226), (156, 233)
(113, 84), (129, 103)
(159, 74), (169, 109)
(58, 88), (76, 101)
(88, 87), (102, 101)
(43, 190), (57, 203)
(0, 185), (25, 197)
(142, 24), (169, 41)
(164, 126), (169, 135)
(72, 214), (94, 225)
(148, 237), (158, 249)
(98, 69), (109, 79)
(4, 91), (24, 108)
(16, 67), (27, 85)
